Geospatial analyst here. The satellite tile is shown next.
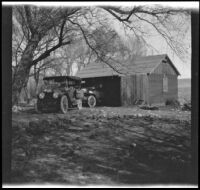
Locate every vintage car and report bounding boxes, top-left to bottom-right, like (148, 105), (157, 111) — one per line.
(81, 84), (104, 108)
(35, 76), (84, 113)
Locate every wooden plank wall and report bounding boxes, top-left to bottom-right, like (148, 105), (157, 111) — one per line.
(120, 74), (148, 106)
(120, 60), (178, 106)
(149, 60), (178, 104)
(142, 75), (149, 104)
(153, 61), (177, 75)
(148, 74), (164, 104)
(120, 76), (126, 106)
(163, 75), (178, 101)
(148, 74), (178, 104)
(121, 74), (178, 106)
(121, 76), (134, 106)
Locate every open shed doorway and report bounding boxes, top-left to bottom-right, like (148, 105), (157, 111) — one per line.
(81, 76), (121, 107)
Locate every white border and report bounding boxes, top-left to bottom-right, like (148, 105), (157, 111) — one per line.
(2, 184), (198, 188)
(3, 1), (196, 188)
(2, 1), (199, 9)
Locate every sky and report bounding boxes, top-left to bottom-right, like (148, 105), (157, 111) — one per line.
(109, 8), (192, 79)
(6, 1), (199, 78)
(146, 26), (191, 79)
(147, 34), (191, 79)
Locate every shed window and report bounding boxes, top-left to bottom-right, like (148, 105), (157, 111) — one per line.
(163, 74), (168, 92)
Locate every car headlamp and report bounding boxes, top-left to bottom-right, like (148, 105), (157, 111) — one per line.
(82, 88), (87, 92)
(89, 91), (93, 93)
(53, 92), (59, 98)
(44, 89), (52, 93)
(39, 92), (45, 99)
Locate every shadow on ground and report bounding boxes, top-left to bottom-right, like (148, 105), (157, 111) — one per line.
(11, 107), (192, 185)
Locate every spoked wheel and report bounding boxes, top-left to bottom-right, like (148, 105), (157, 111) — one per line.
(77, 99), (83, 110)
(60, 95), (69, 114)
(87, 95), (96, 108)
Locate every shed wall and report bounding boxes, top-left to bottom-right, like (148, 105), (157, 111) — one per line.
(148, 74), (164, 104)
(120, 74), (148, 106)
(148, 74), (178, 104)
(164, 75), (178, 101)
(153, 61), (177, 75)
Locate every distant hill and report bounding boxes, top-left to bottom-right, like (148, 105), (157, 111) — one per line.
(178, 78), (191, 88)
(178, 78), (191, 102)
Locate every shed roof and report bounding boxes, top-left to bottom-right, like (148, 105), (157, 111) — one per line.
(43, 75), (81, 82)
(76, 54), (180, 78)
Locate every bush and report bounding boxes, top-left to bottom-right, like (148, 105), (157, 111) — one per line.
(139, 105), (159, 110)
(134, 99), (145, 105)
(165, 99), (180, 108)
(182, 101), (191, 111)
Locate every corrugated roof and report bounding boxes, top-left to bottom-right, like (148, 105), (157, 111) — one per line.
(76, 54), (180, 78)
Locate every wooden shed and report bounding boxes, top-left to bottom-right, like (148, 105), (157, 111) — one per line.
(76, 54), (180, 106)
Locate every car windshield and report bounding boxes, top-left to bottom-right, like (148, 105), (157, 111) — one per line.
(43, 79), (65, 89)
(43, 77), (81, 90)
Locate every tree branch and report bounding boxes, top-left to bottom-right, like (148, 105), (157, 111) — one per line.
(59, 18), (67, 43)
(32, 17), (70, 66)
(24, 6), (36, 34)
(32, 40), (71, 66)
(68, 19), (130, 75)
(101, 6), (139, 15)
(102, 6), (187, 23)
(133, 13), (184, 59)
(15, 39), (24, 66)
(102, 6), (138, 23)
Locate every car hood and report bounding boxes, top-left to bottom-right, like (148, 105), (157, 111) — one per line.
(42, 88), (63, 93)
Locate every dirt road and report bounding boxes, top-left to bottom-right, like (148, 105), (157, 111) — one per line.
(11, 107), (192, 185)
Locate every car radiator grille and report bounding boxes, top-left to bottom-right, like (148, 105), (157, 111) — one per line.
(38, 93), (60, 111)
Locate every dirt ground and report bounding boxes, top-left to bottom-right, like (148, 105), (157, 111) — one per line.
(11, 106), (192, 185)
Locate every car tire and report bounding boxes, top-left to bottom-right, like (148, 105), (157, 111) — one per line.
(35, 99), (42, 113)
(60, 95), (69, 114)
(87, 95), (96, 108)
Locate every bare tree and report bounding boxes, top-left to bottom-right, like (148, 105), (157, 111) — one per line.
(12, 6), (80, 105)
(101, 6), (190, 59)
(12, 5), (190, 105)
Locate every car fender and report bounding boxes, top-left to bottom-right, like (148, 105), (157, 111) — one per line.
(84, 92), (96, 98)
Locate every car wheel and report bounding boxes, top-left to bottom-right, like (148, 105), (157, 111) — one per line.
(87, 95), (96, 108)
(77, 99), (83, 110)
(60, 95), (69, 114)
(35, 99), (42, 113)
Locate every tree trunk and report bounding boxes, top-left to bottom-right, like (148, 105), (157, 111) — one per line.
(33, 64), (40, 89)
(12, 37), (40, 105)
